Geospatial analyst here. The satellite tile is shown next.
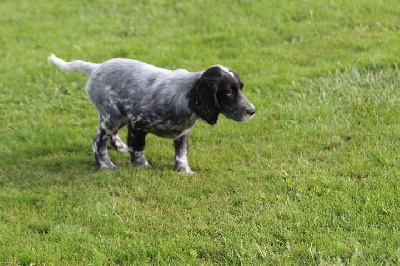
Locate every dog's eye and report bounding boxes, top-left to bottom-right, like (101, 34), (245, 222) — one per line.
(226, 90), (234, 96)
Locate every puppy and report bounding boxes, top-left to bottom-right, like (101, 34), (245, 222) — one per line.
(48, 55), (255, 174)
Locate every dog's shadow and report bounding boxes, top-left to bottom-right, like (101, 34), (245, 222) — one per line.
(15, 143), (180, 174)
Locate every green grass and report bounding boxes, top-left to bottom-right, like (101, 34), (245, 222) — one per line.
(1, 0), (400, 264)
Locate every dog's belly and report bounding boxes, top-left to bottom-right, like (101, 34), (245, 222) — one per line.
(151, 127), (192, 138)
(130, 114), (197, 138)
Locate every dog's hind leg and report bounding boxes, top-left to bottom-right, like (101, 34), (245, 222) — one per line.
(110, 134), (129, 152)
(92, 113), (122, 170)
(109, 119), (129, 152)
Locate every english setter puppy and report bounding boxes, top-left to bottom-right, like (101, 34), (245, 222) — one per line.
(48, 55), (255, 174)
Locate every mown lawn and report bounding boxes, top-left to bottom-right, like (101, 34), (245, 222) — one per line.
(0, 0), (399, 264)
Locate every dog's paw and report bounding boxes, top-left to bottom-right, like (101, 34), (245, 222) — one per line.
(176, 166), (195, 175)
(132, 160), (151, 168)
(139, 162), (151, 167)
(184, 169), (195, 175)
(100, 164), (117, 170)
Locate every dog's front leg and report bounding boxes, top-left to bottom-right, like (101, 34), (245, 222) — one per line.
(174, 133), (193, 174)
(128, 124), (150, 167)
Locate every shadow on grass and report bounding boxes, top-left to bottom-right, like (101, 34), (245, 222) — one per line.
(1, 142), (185, 184)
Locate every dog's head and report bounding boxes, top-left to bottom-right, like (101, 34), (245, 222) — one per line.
(188, 65), (256, 125)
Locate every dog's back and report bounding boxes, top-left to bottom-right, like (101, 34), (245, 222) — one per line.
(84, 58), (200, 117)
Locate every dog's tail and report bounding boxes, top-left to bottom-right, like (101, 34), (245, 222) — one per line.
(47, 54), (99, 75)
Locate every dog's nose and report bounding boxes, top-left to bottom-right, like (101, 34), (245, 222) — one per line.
(247, 106), (256, 116)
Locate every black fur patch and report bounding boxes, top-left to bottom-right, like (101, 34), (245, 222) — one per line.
(188, 67), (223, 125)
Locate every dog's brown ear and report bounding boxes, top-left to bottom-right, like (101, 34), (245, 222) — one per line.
(188, 76), (221, 125)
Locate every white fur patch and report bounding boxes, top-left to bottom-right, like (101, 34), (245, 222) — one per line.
(218, 65), (234, 78)
(176, 155), (188, 166)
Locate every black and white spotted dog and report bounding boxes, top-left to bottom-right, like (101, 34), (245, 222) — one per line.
(48, 55), (255, 174)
